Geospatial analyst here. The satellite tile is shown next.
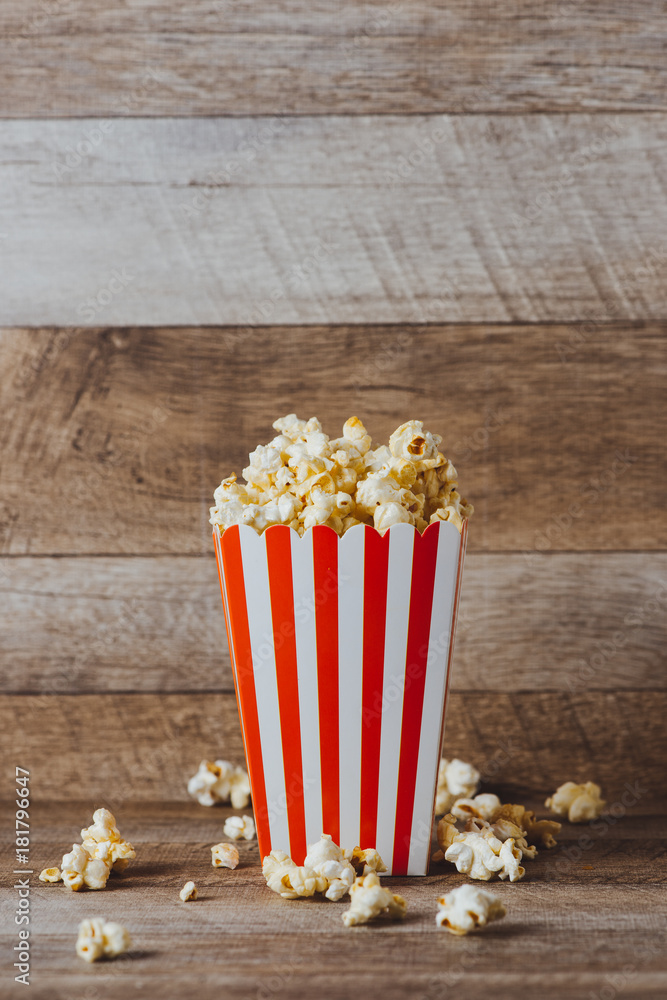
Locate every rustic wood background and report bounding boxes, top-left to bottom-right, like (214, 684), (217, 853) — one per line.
(1, 2), (666, 997)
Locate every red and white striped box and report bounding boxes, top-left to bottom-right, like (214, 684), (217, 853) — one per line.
(213, 518), (468, 876)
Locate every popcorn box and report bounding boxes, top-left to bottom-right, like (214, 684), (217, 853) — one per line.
(213, 518), (468, 875)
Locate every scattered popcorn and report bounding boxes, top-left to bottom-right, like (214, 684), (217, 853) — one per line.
(445, 830), (525, 882)
(345, 846), (388, 876)
(342, 872), (407, 927)
(211, 842), (240, 869)
(223, 814), (256, 841)
(179, 881), (197, 902)
(262, 837), (389, 902)
(80, 808), (136, 873)
(187, 759), (251, 809)
(436, 884), (506, 936)
(545, 782), (606, 823)
(493, 803), (561, 851)
(304, 835), (356, 901)
(434, 794), (560, 874)
(451, 794), (502, 823)
(210, 416), (473, 537)
(262, 851), (329, 899)
(76, 918), (131, 963)
(435, 758), (481, 815)
(61, 844), (111, 891)
(39, 867), (61, 883)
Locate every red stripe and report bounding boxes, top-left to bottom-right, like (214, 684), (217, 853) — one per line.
(391, 526), (440, 874)
(313, 526), (340, 845)
(265, 526), (307, 864)
(214, 530), (239, 697)
(218, 526), (270, 860)
(359, 526), (390, 849)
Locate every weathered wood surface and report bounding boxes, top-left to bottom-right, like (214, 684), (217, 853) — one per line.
(1, 801), (665, 1000)
(2, 326), (664, 554)
(3, 116), (667, 325)
(4, 693), (666, 808)
(2, 553), (665, 694)
(2, 1), (667, 116)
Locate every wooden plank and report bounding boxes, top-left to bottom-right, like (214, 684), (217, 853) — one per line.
(1, 327), (665, 554)
(4, 692), (666, 808)
(1, 554), (665, 694)
(1, 800), (665, 1000)
(3, 115), (667, 324)
(1, 2), (666, 115)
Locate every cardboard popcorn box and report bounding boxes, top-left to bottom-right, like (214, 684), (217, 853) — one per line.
(214, 518), (467, 875)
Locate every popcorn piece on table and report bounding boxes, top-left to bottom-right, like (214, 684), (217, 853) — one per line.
(436, 884), (506, 936)
(342, 872), (407, 927)
(211, 842), (240, 869)
(76, 918), (131, 963)
(304, 834), (356, 901)
(345, 846), (388, 876)
(39, 867), (61, 883)
(61, 844), (111, 891)
(451, 794), (502, 823)
(433, 814), (525, 882)
(545, 782), (606, 823)
(444, 831), (525, 883)
(262, 851), (328, 899)
(223, 815), (256, 841)
(435, 758), (481, 815)
(262, 837), (388, 902)
(187, 759), (251, 810)
(80, 808), (136, 873)
(179, 881), (197, 902)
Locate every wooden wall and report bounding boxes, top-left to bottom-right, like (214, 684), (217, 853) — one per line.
(1, 0), (665, 812)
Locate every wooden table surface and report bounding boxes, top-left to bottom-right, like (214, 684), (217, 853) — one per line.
(2, 799), (666, 1000)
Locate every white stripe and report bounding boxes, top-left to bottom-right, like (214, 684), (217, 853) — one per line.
(375, 524), (415, 873)
(337, 525), (366, 852)
(290, 529), (323, 850)
(408, 522), (462, 874)
(238, 526), (290, 854)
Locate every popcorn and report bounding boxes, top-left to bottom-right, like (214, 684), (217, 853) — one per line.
(262, 851), (328, 899)
(61, 844), (111, 891)
(76, 918), (131, 963)
(436, 884), (506, 936)
(451, 793), (502, 823)
(345, 846), (388, 876)
(39, 867), (61, 883)
(80, 808), (136, 873)
(435, 758), (481, 815)
(342, 872), (407, 927)
(262, 837), (389, 902)
(545, 782), (606, 823)
(304, 834), (356, 901)
(210, 415), (473, 537)
(179, 881), (197, 901)
(187, 759), (251, 809)
(433, 812), (525, 882)
(223, 815), (256, 841)
(211, 842), (240, 869)
(442, 796), (560, 864)
(444, 831), (525, 882)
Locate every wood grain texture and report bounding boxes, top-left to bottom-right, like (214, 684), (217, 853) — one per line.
(1, 2), (667, 116)
(0, 801), (665, 1000)
(2, 553), (665, 694)
(3, 116), (667, 325)
(4, 692), (666, 808)
(1, 327), (665, 554)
